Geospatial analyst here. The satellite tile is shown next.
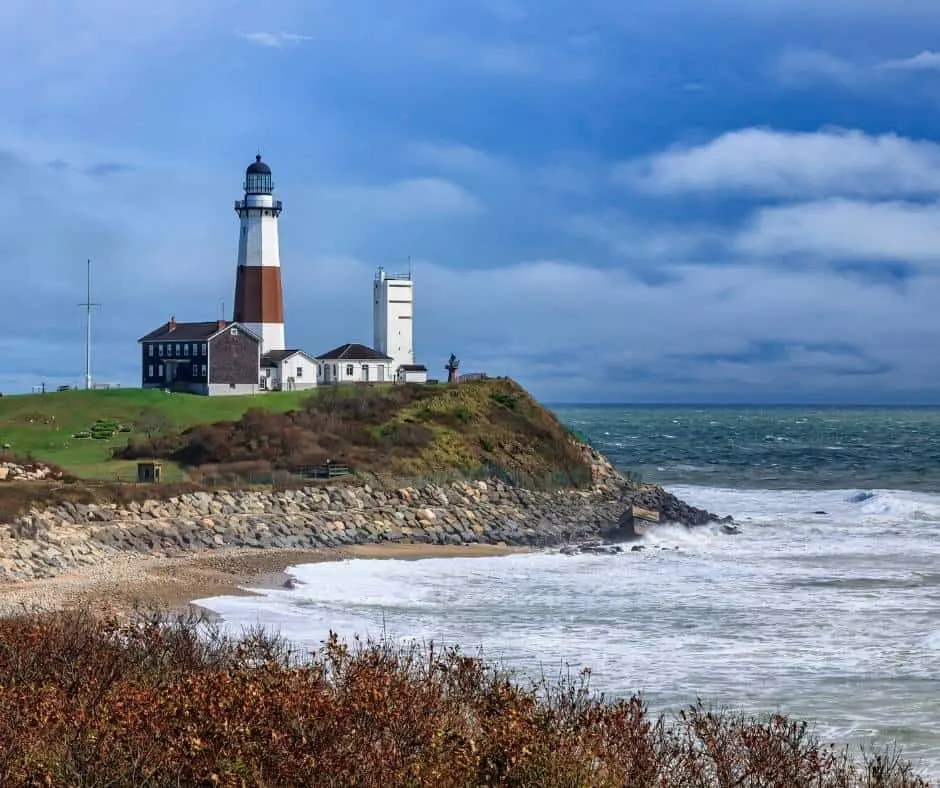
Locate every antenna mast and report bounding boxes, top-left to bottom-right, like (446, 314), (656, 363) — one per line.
(79, 259), (101, 390)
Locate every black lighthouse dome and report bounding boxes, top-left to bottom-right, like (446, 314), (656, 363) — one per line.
(245, 154), (273, 194)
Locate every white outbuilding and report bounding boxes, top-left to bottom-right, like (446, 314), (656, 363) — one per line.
(315, 343), (394, 385)
(260, 349), (318, 391)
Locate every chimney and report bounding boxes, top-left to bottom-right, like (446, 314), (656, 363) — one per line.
(217, 319), (226, 331)
(168, 316), (177, 333)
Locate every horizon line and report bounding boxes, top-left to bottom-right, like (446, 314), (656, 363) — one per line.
(544, 401), (940, 408)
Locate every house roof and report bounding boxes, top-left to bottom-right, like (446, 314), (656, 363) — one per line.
(315, 343), (392, 361)
(260, 349), (314, 367)
(138, 320), (260, 343)
(400, 364), (428, 372)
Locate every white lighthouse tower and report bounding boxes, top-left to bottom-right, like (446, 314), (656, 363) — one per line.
(232, 155), (286, 354)
(373, 265), (414, 376)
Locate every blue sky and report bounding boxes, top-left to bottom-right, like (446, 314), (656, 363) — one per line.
(3, 0), (940, 403)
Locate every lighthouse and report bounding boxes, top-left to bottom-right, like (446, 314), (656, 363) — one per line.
(232, 155), (286, 354)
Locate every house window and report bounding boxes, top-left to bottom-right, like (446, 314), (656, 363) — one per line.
(148, 345), (154, 357)
(202, 343), (207, 356)
(175, 344), (181, 356)
(157, 364), (164, 377)
(296, 366), (303, 378)
(345, 364), (354, 377)
(230, 327), (238, 337)
(184, 343), (190, 356)
(147, 364), (153, 378)
(158, 344), (164, 357)
(201, 364), (207, 376)
(333, 364), (337, 377)
(191, 363), (198, 376)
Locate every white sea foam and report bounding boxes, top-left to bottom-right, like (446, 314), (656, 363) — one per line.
(196, 484), (940, 777)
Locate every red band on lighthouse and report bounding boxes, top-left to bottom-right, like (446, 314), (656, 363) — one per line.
(232, 155), (286, 354)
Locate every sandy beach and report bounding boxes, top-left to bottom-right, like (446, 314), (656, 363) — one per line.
(0, 543), (527, 620)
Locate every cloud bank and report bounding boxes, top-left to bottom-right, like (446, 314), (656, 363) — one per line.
(0, 0), (938, 403)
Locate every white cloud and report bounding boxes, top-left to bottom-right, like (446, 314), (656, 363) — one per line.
(619, 128), (940, 199)
(877, 50), (940, 71)
(236, 31), (312, 48)
(395, 257), (940, 400)
(565, 214), (719, 261)
(735, 199), (940, 263)
(327, 177), (485, 220)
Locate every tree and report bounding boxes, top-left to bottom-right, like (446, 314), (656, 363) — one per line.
(136, 407), (171, 440)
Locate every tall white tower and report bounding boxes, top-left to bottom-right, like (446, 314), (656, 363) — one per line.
(373, 266), (414, 374)
(232, 155), (286, 354)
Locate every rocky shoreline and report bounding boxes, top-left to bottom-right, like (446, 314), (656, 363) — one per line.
(0, 450), (727, 583)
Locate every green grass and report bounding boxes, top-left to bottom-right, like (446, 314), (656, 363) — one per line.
(0, 388), (316, 480)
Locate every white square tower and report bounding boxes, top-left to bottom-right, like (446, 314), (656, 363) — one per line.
(373, 266), (414, 375)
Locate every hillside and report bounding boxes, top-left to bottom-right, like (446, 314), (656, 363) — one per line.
(118, 378), (593, 488)
(0, 388), (316, 481)
(0, 380), (593, 489)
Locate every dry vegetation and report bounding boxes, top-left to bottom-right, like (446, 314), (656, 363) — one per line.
(118, 379), (593, 489)
(0, 379), (592, 523)
(0, 608), (928, 787)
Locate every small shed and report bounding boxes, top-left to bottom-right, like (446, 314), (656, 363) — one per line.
(137, 461), (163, 483)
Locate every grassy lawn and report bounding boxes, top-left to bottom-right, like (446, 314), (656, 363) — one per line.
(0, 388), (316, 480)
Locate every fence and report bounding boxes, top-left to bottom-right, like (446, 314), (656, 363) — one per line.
(295, 463), (351, 480)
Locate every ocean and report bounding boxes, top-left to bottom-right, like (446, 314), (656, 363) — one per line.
(196, 406), (940, 776)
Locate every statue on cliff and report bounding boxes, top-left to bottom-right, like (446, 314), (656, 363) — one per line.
(445, 353), (460, 383)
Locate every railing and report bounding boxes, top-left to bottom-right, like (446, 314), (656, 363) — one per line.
(296, 463), (351, 480)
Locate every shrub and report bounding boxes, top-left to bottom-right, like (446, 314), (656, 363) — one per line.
(113, 380), (594, 490)
(491, 392), (518, 410)
(0, 609), (927, 788)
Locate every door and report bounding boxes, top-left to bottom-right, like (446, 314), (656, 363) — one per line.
(362, 364), (370, 382)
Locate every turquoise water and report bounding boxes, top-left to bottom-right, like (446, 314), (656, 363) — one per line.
(554, 406), (940, 491)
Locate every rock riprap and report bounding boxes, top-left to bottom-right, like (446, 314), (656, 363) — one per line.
(0, 461), (65, 483)
(0, 449), (728, 581)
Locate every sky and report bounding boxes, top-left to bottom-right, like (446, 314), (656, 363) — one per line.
(2, 0), (940, 404)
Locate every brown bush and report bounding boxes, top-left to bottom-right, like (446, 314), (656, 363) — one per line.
(114, 380), (594, 489)
(0, 608), (928, 787)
